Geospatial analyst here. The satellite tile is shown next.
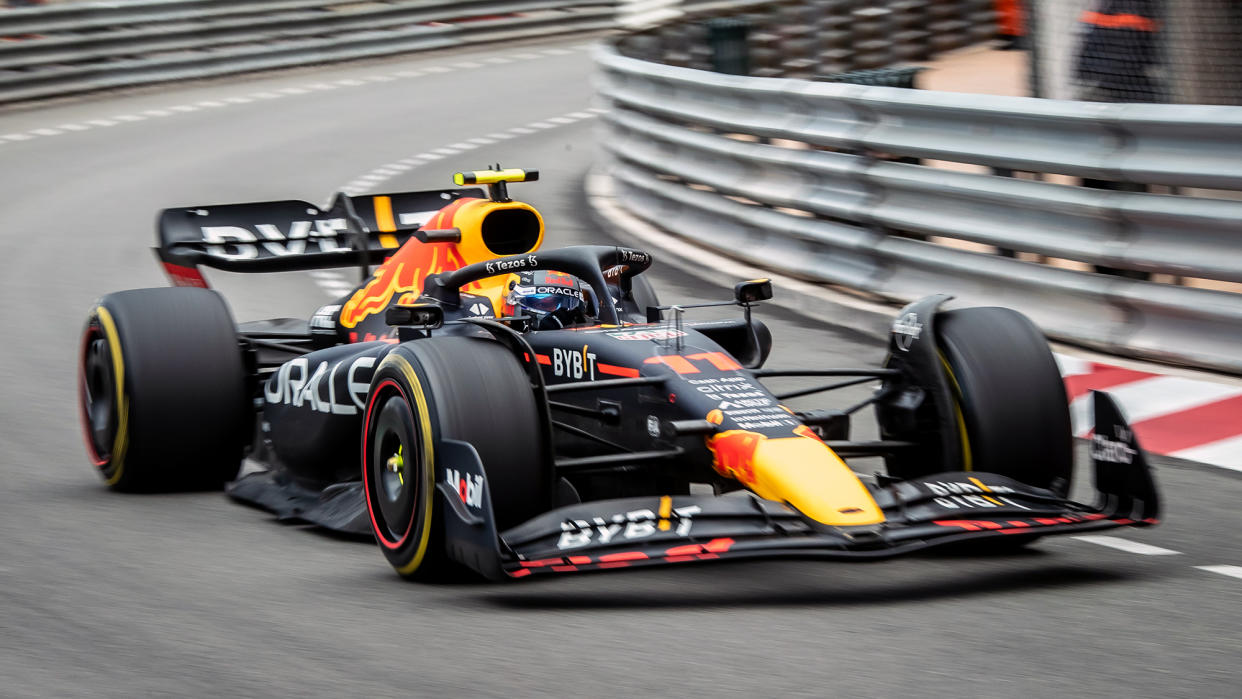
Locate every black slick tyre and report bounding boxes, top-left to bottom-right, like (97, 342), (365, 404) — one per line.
(79, 287), (249, 492)
(362, 336), (550, 581)
(934, 307), (1073, 496)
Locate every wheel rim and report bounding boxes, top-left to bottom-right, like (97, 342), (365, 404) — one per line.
(81, 325), (117, 464)
(369, 393), (419, 545)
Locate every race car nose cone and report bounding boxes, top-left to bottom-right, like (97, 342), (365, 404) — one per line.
(747, 435), (885, 526)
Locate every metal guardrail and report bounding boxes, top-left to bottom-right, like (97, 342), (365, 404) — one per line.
(593, 44), (1242, 373)
(0, 0), (622, 104)
(0, 0), (780, 104)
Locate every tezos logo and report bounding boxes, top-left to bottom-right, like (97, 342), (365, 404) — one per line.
(447, 468), (484, 508)
(485, 255), (537, 275)
(891, 312), (923, 352)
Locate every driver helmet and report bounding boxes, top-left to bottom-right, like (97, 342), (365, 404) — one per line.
(506, 270), (592, 330)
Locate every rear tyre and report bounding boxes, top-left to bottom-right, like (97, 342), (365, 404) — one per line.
(362, 336), (550, 581)
(79, 287), (250, 492)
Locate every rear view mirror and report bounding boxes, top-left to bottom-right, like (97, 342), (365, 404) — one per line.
(385, 303), (444, 329)
(734, 279), (773, 304)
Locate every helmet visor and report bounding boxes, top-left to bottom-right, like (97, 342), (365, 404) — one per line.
(520, 292), (581, 314)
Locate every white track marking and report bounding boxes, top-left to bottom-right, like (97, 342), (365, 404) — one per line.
(1196, 565), (1242, 580)
(305, 106), (597, 299)
(0, 45), (592, 146)
(1074, 536), (1181, 556)
(1054, 353), (1094, 377)
(1171, 435), (1242, 472)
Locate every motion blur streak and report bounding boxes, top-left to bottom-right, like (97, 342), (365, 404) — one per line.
(1, 36), (1241, 699)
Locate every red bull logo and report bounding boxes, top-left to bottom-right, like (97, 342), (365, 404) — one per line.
(707, 430), (766, 485)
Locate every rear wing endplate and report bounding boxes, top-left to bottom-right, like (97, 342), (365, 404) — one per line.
(155, 187), (483, 287)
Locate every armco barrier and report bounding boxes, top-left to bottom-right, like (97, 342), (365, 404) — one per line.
(0, 0), (998, 104)
(0, 0), (623, 103)
(593, 44), (1242, 373)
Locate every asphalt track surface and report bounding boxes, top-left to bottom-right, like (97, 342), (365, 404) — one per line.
(1, 38), (1240, 698)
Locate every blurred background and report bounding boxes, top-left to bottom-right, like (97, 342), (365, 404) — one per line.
(1, 2), (1240, 697)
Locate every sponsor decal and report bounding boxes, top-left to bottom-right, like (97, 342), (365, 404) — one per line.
(512, 284), (584, 301)
(618, 248), (651, 266)
(1091, 427), (1136, 464)
(552, 345), (597, 381)
(484, 255), (537, 275)
(891, 312), (923, 352)
(264, 356), (375, 414)
(447, 468), (484, 509)
(310, 305), (341, 332)
(923, 479), (1030, 511)
(608, 328), (687, 341)
(200, 219), (350, 260)
(542, 271), (576, 286)
(689, 376), (795, 430)
(556, 504), (702, 550)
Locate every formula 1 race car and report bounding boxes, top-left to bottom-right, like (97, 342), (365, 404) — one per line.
(79, 168), (1160, 581)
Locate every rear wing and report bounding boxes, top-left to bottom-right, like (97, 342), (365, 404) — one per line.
(155, 187), (483, 287)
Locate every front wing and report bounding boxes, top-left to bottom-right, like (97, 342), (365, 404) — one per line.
(442, 392), (1160, 580)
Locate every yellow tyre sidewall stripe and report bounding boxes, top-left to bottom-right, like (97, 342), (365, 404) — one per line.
(94, 307), (130, 486)
(379, 353), (438, 577)
(937, 350), (973, 472)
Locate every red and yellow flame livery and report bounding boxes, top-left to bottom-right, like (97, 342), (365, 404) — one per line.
(340, 196), (544, 328)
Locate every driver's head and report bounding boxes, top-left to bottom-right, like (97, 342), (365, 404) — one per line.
(505, 270), (592, 330)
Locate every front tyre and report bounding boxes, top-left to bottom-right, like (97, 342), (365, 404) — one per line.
(936, 307), (1073, 496)
(362, 337), (550, 581)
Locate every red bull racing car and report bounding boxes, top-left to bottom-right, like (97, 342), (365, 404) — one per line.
(79, 168), (1160, 581)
